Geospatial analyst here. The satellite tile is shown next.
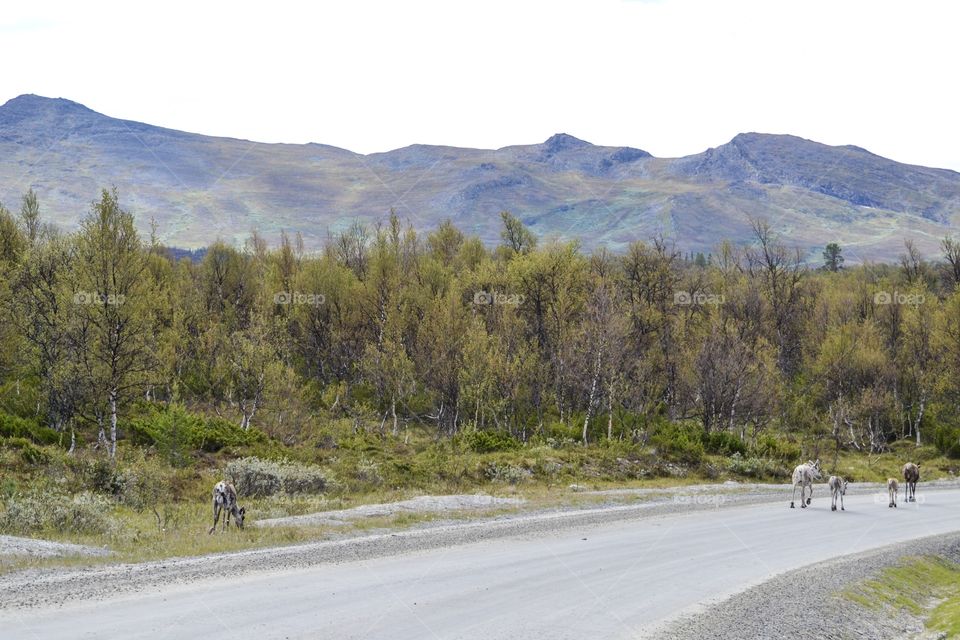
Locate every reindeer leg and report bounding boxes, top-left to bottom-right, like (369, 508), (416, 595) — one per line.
(209, 502), (221, 534)
(790, 483), (797, 508)
(840, 492), (844, 511)
(807, 484), (813, 506)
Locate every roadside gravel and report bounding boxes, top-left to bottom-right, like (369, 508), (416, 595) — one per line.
(254, 493), (525, 527)
(653, 531), (960, 640)
(0, 535), (112, 558)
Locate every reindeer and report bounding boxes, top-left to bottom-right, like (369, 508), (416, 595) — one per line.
(790, 459), (821, 509)
(902, 463), (920, 503)
(828, 475), (848, 511)
(208, 481), (246, 534)
(887, 478), (898, 508)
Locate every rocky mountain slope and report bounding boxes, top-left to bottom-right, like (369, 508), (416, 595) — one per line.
(2, 94), (958, 260)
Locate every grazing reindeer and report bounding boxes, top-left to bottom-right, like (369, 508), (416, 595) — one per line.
(208, 481), (245, 534)
(887, 478), (898, 508)
(790, 459), (822, 509)
(828, 475), (848, 512)
(903, 463), (920, 503)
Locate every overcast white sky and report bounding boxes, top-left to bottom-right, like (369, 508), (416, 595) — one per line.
(2, 0), (958, 169)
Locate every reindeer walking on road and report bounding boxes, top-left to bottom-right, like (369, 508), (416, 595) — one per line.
(828, 475), (848, 512)
(903, 463), (920, 503)
(790, 460), (821, 509)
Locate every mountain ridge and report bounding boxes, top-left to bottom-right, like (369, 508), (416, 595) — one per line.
(2, 94), (959, 260)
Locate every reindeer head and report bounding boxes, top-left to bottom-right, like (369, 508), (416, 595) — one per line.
(839, 478), (848, 494)
(236, 506), (246, 529)
(808, 459), (822, 480)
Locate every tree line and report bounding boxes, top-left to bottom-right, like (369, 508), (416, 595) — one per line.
(1, 188), (959, 457)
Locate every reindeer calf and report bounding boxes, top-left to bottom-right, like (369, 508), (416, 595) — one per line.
(887, 478), (898, 509)
(828, 475), (848, 511)
(209, 481), (246, 534)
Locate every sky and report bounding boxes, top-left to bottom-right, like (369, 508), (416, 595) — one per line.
(2, 0), (959, 170)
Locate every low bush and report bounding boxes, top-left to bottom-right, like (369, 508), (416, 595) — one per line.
(225, 457), (331, 497)
(0, 436), (51, 466)
(703, 431), (748, 456)
(726, 453), (787, 479)
(0, 491), (115, 535)
(482, 462), (533, 484)
(461, 429), (520, 453)
(934, 425), (960, 459)
(127, 404), (268, 461)
(649, 423), (705, 464)
(752, 434), (802, 462)
(0, 413), (61, 446)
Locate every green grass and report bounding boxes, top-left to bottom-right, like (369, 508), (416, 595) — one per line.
(3, 416), (959, 575)
(843, 556), (960, 636)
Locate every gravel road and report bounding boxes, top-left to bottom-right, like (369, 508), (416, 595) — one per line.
(2, 482), (959, 639)
(655, 531), (960, 640)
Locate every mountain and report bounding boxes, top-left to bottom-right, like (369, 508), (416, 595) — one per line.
(2, 94), (959, 261)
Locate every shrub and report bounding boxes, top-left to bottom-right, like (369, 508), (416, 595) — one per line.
(703, 431), (748, 456)
(225, 457), (330, 497)
(0, 413), (61, 446)
(0, 491), (114, 535)
(85, 458), (125, 496)
(0, 437), (50, 466)
(483, 462), (532, 484)
(462, 429), (520, 453)
(752, 434), (802, 462)
(354, 457), (384, 486)
(933, 425), (960, 458)
(727, 453), (786, 479)
(649, 423), (704, 464)
(128, 405), (268, 461)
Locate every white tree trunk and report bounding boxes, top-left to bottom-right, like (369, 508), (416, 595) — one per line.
(109, 390), (118, 459)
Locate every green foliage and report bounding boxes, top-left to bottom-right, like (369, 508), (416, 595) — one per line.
(0, 413), (61, 446)
(649, 423), (705, 464)
(127, 405), (267, 461)
(461, 429), (521, 453)
(0, 436), (51, 466)
(703, 431), (748, 456)
(933, 424), (960, 458)
(752, 434), (802, 462)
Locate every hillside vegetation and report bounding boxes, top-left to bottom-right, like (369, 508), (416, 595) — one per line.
(1, 189), (960, 563)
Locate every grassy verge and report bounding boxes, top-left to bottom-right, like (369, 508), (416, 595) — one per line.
(3, 414), (959, 574)
(843, 556), (960, 637)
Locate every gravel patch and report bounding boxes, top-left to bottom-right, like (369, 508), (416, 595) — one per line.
(652, 532), (960, 640)
(0, 535), (112, 559)
(254, 494), (525, 527)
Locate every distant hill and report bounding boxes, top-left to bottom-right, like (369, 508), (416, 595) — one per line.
(2, 94), (959, 261)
